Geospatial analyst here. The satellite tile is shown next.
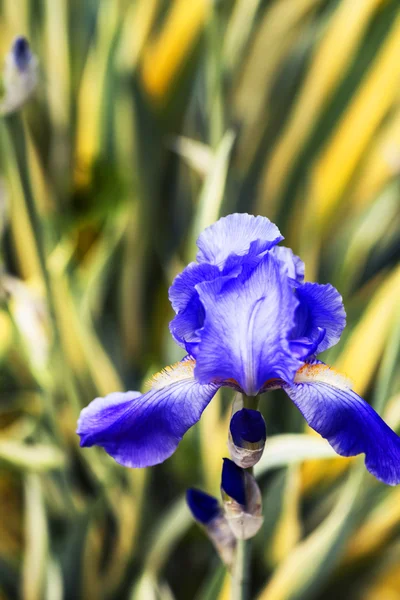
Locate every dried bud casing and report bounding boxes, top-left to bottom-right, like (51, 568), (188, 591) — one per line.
(0, 37), (38, 115)
(186, 489), (236, 568)
(206, 514), (236, 569)
(221, 459), (263, 540)
(228, 407), (266, 468)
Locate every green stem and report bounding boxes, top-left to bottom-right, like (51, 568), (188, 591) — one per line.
(2, 114), (81, 435)
(232, 537), (251, 600)
(242, 394), (259, 411)
(206, 3), (224, 149)
(3, 114), (58, 339)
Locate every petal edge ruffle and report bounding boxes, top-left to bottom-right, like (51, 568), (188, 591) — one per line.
(292, 282), (346, 355)
(196, 213), (283, 267)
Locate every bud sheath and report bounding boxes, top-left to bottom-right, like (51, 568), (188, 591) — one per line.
(186, 488), (236, 568)
(221, 459), (263, 540)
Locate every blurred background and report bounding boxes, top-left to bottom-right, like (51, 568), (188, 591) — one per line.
(0, 0), (400, 598)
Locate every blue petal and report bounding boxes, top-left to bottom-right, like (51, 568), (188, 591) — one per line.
(169, 262), (220, 314)
(230, 409), (266, 446)
(196, 213), (283, 268)
(288, 329), (326, 360)
(168, 262), (221, 350)
(169, 297), (205, 350)
(195, 253), (302, 395)
(168, 260), (251, 352)
(284, 363), (400, 485)
(186, 489), (220, 524)
(169, 256), (257, 351)
(221, 458), (246, 505)
(77, 360), (220, 468)
(291, 283), (346, 355)
(272, 246), (305, 283)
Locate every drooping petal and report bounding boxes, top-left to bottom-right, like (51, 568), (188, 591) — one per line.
(284, 363), (400, 485)
(77, 359), (220, 468)
(196, 213), (283, 267)
(272, 246), (305, 283)
(195, 253), (302, 395)
(291, 282), (346, 355)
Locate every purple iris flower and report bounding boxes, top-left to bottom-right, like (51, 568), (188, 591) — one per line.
(77, 213), (400, 485)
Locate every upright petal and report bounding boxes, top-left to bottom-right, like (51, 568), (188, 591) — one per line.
(77, 359), (220, 468)
(169, 261), (245, 350)
(284, 363), (400, 485)
(291, 283), (346, 355)
(272, 246), (305, 283)
(169, 262), (220, 314)
(196, 213), (283, 267)
(169, 297), (205, 350)
(195, 253), (302, 395)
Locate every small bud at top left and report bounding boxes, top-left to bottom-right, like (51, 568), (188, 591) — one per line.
(12, 37), (32, 71)
(0, 36), (38, 116)
(186, 488), (220, 525)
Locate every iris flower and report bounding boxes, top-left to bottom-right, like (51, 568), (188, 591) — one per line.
(78, 214), (400, 484)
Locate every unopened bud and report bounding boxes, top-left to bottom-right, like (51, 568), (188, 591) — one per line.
(221, 458), (263, 540)
(186, 488), (236, 568)
(13, 37), (32, 71)
(0, 36), (38, 115)
(228, 407), (266, 468)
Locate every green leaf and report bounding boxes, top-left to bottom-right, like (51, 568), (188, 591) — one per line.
(0, 442), (65, 471)
(257, 466), (365, 600)
(255, 434), (336, 478)
(188, 129), (236, 259)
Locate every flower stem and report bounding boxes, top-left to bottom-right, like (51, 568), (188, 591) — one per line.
(231, 393), (260, 599)
(232, 537), (251, 600)
(243, 394), (259, 411)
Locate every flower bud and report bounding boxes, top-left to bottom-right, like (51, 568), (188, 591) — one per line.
(0, 36), (38, 115)
(228, 407), (266, 468)
(186, 488), (236, 568)
(221, 458), (263, 540)
(13, 37), (32, 71)
(186, 488), (220, 525)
